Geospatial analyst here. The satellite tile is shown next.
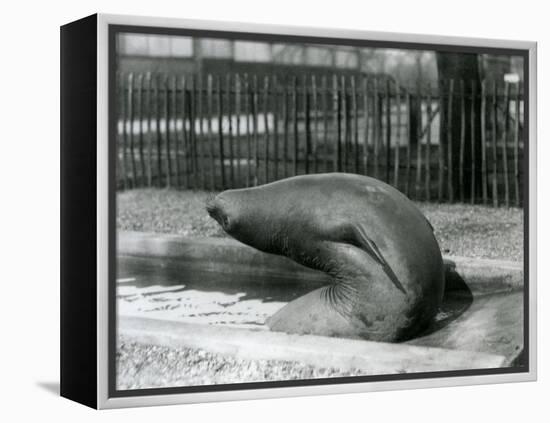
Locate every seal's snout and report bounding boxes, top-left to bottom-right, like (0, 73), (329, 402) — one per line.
(205, 193), (231, 230)
(205, 194), (217, 217)
(205, 194), (222, 222)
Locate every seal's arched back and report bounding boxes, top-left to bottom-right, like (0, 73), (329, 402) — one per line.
(206, 173), (445, 342)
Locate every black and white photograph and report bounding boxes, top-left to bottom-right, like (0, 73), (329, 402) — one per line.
(4, 0), (550, 418)
(111, 24), (529, 394)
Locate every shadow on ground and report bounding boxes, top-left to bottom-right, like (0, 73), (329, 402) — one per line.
(415, 261), (474, 338)
(36, 381), (60, 396)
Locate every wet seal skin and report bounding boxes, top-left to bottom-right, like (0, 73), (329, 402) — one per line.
(206, 173), (445, 342)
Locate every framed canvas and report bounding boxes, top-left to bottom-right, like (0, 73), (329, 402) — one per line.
(60, 13), (537, 409)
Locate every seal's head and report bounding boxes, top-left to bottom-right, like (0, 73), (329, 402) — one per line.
(206, 190), (268, 248)
(206, 188), (283, 253)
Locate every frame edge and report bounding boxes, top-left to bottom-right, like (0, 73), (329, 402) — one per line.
(60, 13), (99, 409)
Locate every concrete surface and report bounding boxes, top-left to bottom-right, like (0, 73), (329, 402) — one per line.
(119, 316), (506, 375)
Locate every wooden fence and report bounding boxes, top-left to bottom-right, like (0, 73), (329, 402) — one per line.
(116, 72), (525, 207)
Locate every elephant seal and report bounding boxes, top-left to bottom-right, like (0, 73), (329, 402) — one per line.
(206, 173), (444, 342)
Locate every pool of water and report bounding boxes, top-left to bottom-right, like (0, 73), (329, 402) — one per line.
(116, 255), (473, 332)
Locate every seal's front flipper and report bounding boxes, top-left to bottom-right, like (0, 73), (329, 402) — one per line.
(340, 224), (407, 295)
(266, 287), (364, 339)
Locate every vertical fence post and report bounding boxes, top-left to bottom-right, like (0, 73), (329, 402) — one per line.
(292, 76), (299, 176)
(470, 80), (477, 204)
(347, 76), (353, 173)
(155, 74), (162, 188)
(182, 76), (192, 189)
(283, 76), (289, 179)
(164, 75), (172, 188)
(437, 81), (452, 203)
(167, 76), (175, 188)
(198, 76), (207, 189)
(459, 80), (465, 203)
(304, 75), (311, 175)
(341, 75), (348, 172)
(116, 70), (121, 189)
(502, 81), (510, 207)
(206, 75), (215, 190)
(322, 76), (329, 172)
(373, 77), (379, 180)
(245, 74), (252, 187)
(128, 72), (137, 188)
(171, 76), (180, 188)
(263, 75), (271, 183)
(415, 84), (422, 200)
(363, 76), (369, 176)
(425, 82), (432, 201)
(235, 74), (242, 186)
(333, 75), (341, 172)
(385, 79), (391, 183)
(405, 91), (411, 197)
(180, 75), (189, 189)
(446, 79), (455, 202)
(137, 73), (145, 187)
(193, 76), (200, 189)
(272, 75), (279, 181)
(252, 75), (259, 186)
(394, 84), (401, 188)
(480, 80), (487, 204)
(227, 74), (235, 188)
(119, 72), (128, 190)
(174, 76), (181, 188)
(351, 75), (359, 174)
(491, 81), (498, 207)
(189, 75), (198, 190)
(145, 72), (153, 188)
(311, 75), (319, 173)
(514, 83), (521, 206)
(218, 75), (227, 189)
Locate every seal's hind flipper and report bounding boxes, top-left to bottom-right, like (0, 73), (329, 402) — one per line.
(341, 224), (407, 295)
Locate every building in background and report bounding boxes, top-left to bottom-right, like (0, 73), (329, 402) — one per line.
(116, 34), (523, 88)
(116, 34), (409, 84)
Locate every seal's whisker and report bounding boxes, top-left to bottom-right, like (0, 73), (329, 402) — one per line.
(205, 192), (216, 202)
(205, 192), (217, 213)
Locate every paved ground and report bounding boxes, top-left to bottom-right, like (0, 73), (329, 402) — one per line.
(117, 189), (524, 261)
(117, 334), (365, 390)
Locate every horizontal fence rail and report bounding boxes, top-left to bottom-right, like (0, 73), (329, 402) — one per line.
(115, 71), (525, 207)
